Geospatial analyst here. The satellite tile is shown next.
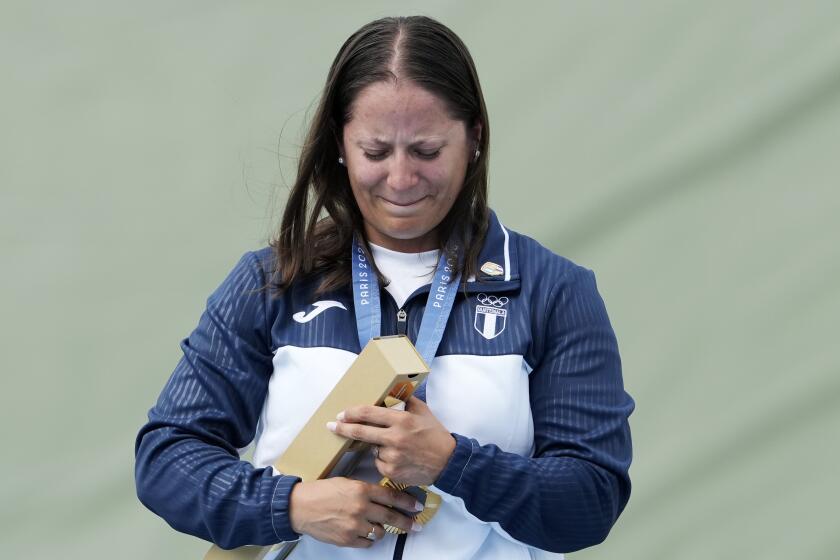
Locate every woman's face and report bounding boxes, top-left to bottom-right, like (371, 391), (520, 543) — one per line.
(341, 80), (479, 253)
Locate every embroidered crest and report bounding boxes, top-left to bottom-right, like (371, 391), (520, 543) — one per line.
(474, 293), (509, 339)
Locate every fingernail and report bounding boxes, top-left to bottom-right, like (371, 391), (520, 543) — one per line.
(326, 421), (337, 432)
(336, 411), (345, 421)
(413, 501), (424, 512)
(412, 521), (423, 532)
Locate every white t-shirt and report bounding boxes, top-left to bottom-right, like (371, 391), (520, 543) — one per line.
(368, 242), (439, 308)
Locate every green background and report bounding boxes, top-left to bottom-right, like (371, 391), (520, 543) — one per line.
(2, 1), (839, 558)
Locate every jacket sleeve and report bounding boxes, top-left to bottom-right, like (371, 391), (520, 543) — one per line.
(134, 252), (301, 548)
(431, 264), (634, 553)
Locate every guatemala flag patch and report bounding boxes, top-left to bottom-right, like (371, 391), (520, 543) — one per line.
(474, 293), (508, 340)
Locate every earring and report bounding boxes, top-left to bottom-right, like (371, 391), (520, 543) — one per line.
(473, 149), (480, 162)
(338, 156), (345, 166)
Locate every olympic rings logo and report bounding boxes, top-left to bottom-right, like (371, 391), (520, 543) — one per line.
(476, 293), (509, 307)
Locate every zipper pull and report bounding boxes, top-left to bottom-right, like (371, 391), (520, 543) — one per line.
(396, 308), (408, 335)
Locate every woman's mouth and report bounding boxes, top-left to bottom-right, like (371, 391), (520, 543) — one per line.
(382, 197), (426, 207)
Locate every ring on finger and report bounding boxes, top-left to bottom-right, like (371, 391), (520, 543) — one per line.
(365, 525), (377, 541)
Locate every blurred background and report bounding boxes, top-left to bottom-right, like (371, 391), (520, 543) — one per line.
(2, 1), (839, 558)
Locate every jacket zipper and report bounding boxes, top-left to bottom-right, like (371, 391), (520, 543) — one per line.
(393, 304), (409, 560)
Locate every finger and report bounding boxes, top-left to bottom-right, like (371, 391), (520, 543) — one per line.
(365, 502), (419, 534)
(369, 484), (423, 515)
(373, 446), (395, 463)
(355, 538), (374, 549)
(354, 521), (385, 547)
(405, 395), (428, 413)
(352, 534), (374, 549)
(339, 404), (402, 427)
(374, 457), (398, 482)
(365, 522), (386, 542)
(327, 420), (389, 446)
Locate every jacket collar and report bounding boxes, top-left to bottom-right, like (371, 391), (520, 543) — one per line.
(463, 209), (520, 293)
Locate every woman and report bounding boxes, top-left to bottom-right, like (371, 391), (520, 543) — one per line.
(135, 15), (634, 560)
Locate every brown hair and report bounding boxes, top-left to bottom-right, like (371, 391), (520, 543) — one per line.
(269, 15), (490, 296)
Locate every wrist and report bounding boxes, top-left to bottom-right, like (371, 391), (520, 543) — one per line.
(288, 480), (306, 535)
(432, 433), (458, 484)
(431, 433), (474, 491)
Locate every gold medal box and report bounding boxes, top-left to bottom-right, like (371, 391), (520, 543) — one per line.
(204, 335), (440, 560)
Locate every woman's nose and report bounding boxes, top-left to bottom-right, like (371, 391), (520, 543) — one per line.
(386, 151), (419, 191)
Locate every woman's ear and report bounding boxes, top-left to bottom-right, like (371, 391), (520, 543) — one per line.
(336, 138), (346, 166)
(469, 120), (483, 161)
(471, 120), (483, 150)
(334, 125), (346, 162)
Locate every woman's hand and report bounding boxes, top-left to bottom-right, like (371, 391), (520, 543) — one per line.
(327, 396), (457, 486)
(289, 478), (423, 547)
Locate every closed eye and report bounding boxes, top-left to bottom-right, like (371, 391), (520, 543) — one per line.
(415, 149), (441, 160)
(363, 151), (388, 161)
(362, 149), (441, 161)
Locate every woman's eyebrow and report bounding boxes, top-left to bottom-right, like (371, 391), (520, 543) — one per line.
(356, 137), (447, 147)
(357, 138), (389, 147)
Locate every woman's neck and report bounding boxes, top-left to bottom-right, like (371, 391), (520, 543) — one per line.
(363, 226), (438, 253)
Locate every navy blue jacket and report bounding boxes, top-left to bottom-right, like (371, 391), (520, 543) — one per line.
(134, 211), (634, 555)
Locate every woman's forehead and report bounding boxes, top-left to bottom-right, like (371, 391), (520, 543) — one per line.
(346, 81), (463, 140)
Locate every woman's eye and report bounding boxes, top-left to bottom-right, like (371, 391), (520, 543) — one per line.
(416, 149), (441, 160)
(364, 152), (387, 161)
(362, 149), (440, 161)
